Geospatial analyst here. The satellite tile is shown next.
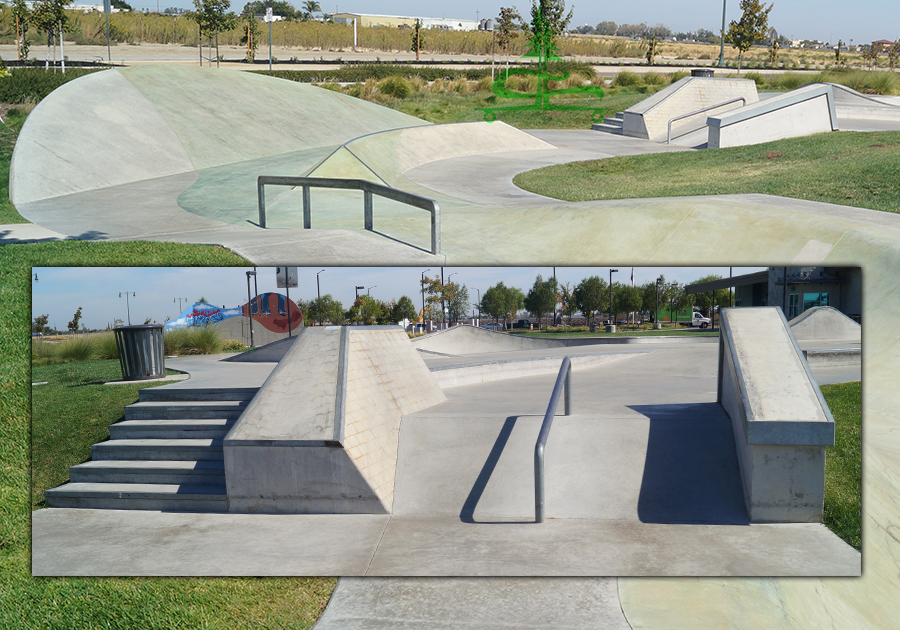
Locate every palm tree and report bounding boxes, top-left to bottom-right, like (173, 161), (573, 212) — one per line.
(302, 0), (320, 19)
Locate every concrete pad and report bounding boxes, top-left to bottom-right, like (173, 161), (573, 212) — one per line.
(367, 517), (859, 576)
(31, 508), (389, 576)
(314, 577), (630, 630)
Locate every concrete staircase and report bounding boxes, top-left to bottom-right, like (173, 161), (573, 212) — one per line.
(591, 112), (625, 135)
(44, 387), (257, 512)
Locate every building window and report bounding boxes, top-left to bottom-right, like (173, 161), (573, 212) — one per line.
(734, 298), (742, 306)
(803, 292), (830, 311)
(789, 293), (799, 318)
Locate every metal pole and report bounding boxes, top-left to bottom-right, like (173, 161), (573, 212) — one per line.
(105, 0), (112, 63)
(719, 0), (727, 67)
(317, 269), (324, 299)
(782, 266), (788, 316)
(269, 18), (272, 70)
(59, 20), (65, 74)
(286, 283), (292, 338)
(421, 269), (431, 330)
(246, 271), (255, 347)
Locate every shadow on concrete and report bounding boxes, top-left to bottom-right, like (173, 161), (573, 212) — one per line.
(371, 229), (432, 255)
(0, 229), (111, 244)
(460, 416), (533, 525)
(631, 403), (749, 525)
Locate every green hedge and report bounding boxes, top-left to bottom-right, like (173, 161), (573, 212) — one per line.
(0, 67), (103, 104)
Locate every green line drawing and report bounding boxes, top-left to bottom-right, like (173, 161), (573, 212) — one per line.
(478, 8), (606, 122)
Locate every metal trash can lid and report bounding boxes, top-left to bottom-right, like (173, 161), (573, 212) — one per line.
(114, 324), (164, 330)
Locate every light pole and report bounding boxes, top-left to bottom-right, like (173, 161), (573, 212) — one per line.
(487, 18), (495, 80)
(421, 268), (431, 331)
(173, 297), (187, 316)
(655, 277), (663, 328)
(446, 272), (458, 326)
(245, 271), (256, 347)
(119, 291), (135, 325)
(355, 286), (364, 300)
(367, 286), (376, 296)
(719, 0), (727, 67)
(609, 269), (618, 327)
(476, 288), (481, 325)
(316, 269), (325, 299)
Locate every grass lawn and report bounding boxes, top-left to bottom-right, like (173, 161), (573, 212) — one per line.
(386, 91), (645, 128)
(820, 381), (862, 550)
(513, 130), (900, 214)
(0, 112), (26, 224)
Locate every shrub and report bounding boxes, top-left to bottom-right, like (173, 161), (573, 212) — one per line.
(612, 71), (640, 87)
(31, 340), (56, 366)
(744, 72), (765, 88)
(55, 337), (96, 363)
(0, 68), (102, 104)
(667, 71), (689, 83)
(642, 72), (665, 85)
(93, 332), (119, 360)
(475, 75), (495, 92)
(222, 339), (247, 352)
(379, 75), (411, 98)
(164, 327), (223, 355)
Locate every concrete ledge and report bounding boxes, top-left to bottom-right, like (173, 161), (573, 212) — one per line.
(717, 307), (834, 522)
(803, 348), (861, 367)
(708, 84), (837, 148)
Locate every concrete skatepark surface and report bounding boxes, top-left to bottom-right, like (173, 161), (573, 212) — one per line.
(34, 335), (860, 579)
(11, 66), (900, 264)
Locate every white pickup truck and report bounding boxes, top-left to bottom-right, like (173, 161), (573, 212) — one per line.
(688, 312), (711, 328)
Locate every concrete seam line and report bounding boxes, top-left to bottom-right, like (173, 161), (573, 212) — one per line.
(334, 326), (349, 445)
(616, 578), (635, 630)
(363, 515), (392, 576)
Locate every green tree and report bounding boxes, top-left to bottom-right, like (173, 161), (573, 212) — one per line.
(346, 295), (382, 325)
(574, 275), (607, 324)
(835, 39), (843, 65)
(523, 274), (557, 330)
(33, 314), (49, 334)
(480, 281), (524, 329)
(645, 35), (658, 65)
(496, 6), (524, 76)
(239, 14), (261, 61)
(308, 294), (343, 325)
(529, 0), (572, 37)
(197, 296), (209, 303)
(723, 0), (773, 71)
(392, 296), (418, 325)
(32, 0), (71, 71)
(301, 0), (319, 19)
(889, 42), (900, 71)
(595, 20), (617, 35)
(420, 274), (444, 323)
(558, 282), (577, 329)
(189, 0), (237, 67)
(446, 283), (470, 325)
(241, 1), (296, 18)
(410, 18), (424, 62)
(690, 275), (731, 323)
(10, 0), (31, 60)
(67, 306), (83, 333)
(613, 284), (643, 328)
(111, 0), (133, 9)
(861, 43), (878, 69)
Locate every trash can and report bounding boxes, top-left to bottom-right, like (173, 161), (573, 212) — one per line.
(589, 322), (597, 333)
(114, 324), (165, 381)
(691, 68), (715, 77)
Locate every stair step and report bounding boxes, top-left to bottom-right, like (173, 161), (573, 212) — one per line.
(125, 400), (247, 420)
(69, 459), (225, 484)
(91, 439), (224, 461)
(44, 482), (227, 512)
(591, 123), (624, 134)
(601, 117), (624, 127)
(109, 419), (235, 439)
(138, 387), (258, 402)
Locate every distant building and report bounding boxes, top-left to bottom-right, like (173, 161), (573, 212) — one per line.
(872, 39), (895, 52)
(332, 12), (479, 31)
(22, 2), (122, 12)
(685, 267), (861, 322)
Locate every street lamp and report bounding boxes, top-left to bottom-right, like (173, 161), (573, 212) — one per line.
(316, 269), (325, 299)
(355, 286), (364, 300)
(719, 0), (727, 67)
(118, 291), (135, 325)
(446, 272), (458, 327)
(173, 297), (187, 316)
(421, 268), (431, 331)
(367, 286), (376, 296)
(609, 269), (618, 326)
(655, 277), (663, 328)
(245, 271), (256, 347)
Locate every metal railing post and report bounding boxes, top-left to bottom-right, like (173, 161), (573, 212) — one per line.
(564, 362), (572, 416)
(431, 201), (441, 255)
(666, 96), (747, 144)
(257, 180), (267, 228)
(364, 190), (374, 231)
(535, 357), (572, 523)
(302, 186), (311, 229)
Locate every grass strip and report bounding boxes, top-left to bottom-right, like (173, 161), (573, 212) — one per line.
(514, 130), (900, 213)
(820, 381), (862, 550)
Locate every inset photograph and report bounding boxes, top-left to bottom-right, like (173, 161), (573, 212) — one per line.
(31, 266), (860, 577)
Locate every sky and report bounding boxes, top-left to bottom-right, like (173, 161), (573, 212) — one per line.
(142, 1), (896, 45)
(32, 266), (763, 330)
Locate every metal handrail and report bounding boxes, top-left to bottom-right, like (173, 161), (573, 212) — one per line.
(257, 176), (441, 255)
(666, 97), (747, 144)
(534, 357), (572, 523)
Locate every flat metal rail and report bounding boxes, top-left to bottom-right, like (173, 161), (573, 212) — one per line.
(257, 176), (441, 255)
(534, 357), (572, 523)
(666, 97), (747, 144)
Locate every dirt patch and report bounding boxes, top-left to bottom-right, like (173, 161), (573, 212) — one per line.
(765, 151), (783, 159)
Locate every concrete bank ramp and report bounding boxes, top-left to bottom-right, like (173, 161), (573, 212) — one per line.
(314, 577), (630, 630)
(413, 325), (569, 354)
(11, 66), (429, 205)
(392, 404), (748, 523)
(224, 326), (445, 513)
(790, 306), (861, 341)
